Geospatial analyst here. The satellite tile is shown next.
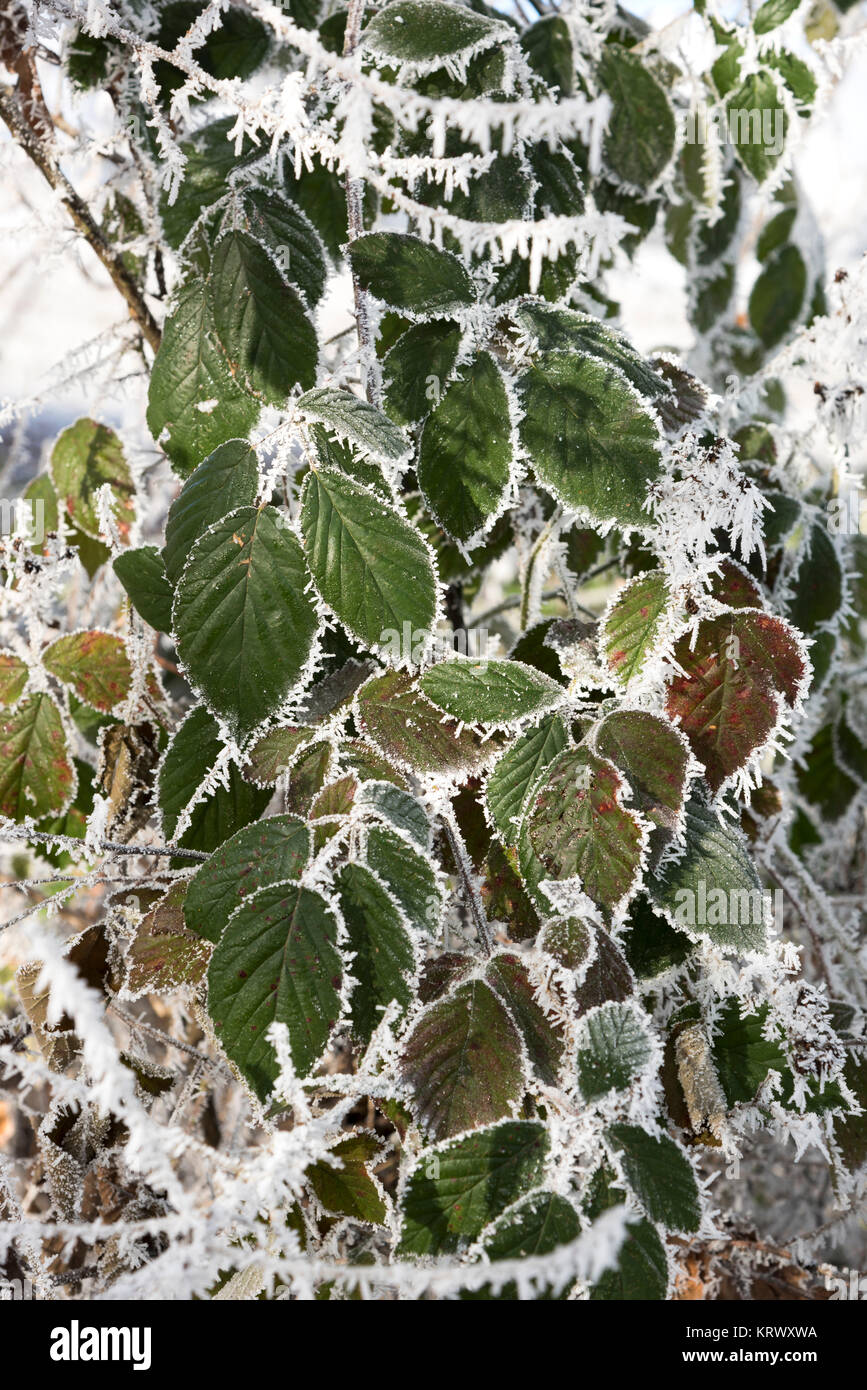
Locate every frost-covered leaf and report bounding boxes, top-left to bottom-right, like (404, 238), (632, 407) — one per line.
(486, 715), (568, 844)
(594, 709), (688, 841)
(754, 0), (801, 33)
(362, 1), (511, 70)
(601, 571), (670, 684)
(728, 71), (785, 181)
(666, 609), (806, 793)
(749, 245), (806, 347)
(711, 1000), (787, 1105)
(347, 231), (476, 317)
(173, 507), (318, 741)
(238, 187), (327, 307)
(517, 355), (662, 527)
(399, 978), (525, 1139)
(147, 280), (259, 478)
(160, 118), (258, 249)
(366, 826), (441, 935)
(300, 467), (437, 649)
(417, 352), (513, 544)
(50, 419), (134, 541)
(163, 439), (259, 585)
(114, 547), (174, 632)
(537, 915), (594, 972)
(297, 387), (409, 463)
(208, 882), (343, 1099)
(521, 16), (573, 96)
(463, 1191), (580, 1300)
(356, 780), (430, 848)
(356, 669), (488, 775)
(785, 521), (843, 634)
(337, 862), (416, 1044)
(606, 1124), (701, 1232)
(527, 749), (644, 914)
(210, 231), (317, 405)
(598, 46), (676, 189)
(184, 815), (311, 943)
(419, 658), (563, 725)
(242, 726), (311, 787)
(0, 653), (27, 707)
(159, 706), (270, 851)
(383, 322), (462, 428)
(485, 952), (564, 1086)
(576, 1002), (653, 1100)
(0, 693), (74, 820)
(575, 929), (634, 1011)
(648, 796), (766, 951)
(514, 304), (667, 402)
(306, 1133), (387, 1225)
(398, 1120), (548, 1256)
(43, 632), (131, 714)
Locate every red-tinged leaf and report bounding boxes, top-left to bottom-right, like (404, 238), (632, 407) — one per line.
(601, 571), (670, 684)
(526, 749), (645, 915)
(666, 610), (806, 793)
(400, 978), (525, 1139)
(0, 693), (74, 820)
(243, 726), (312, 786)
(356, 669), (490, 776)
(43, 631), (132, 713)
(594, 709), (688, 844)
(710, 558), (763, 609)
(485, 952), (564, 1086)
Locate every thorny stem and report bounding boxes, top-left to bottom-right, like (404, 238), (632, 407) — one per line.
(342, 0), (380, 408)
(0, 86), (162, 353)
(440, 808), (494, 956)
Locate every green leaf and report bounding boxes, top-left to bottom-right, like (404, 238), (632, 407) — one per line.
(749, 244), (806, 347)
(356, 669), (488, 775)
(462, 1191), (580, 1300)
(711, 1000), (787, 1105)
(417, 352), (513, 544)
(337, 863), (416, 1043)
(50, 419), (134, 541)
(520, 15), (573, 96)
(598, 46), (675, 188)
(297, 386), (409, 464)
(160, 119), (258, 249)
(347, 231), (476, 317)
(356, 781), (430, 849)
(606, 1124), (701, 1231)
(114, 547), (174, 631)
(666, 609), (806, 793)
(366, 826), (442, 935)
(184, 815), (311, 943)
(485, 715), (568, 845)
(537, 915), (594, 972)
(419, 658), (563, 725)
(785, 521), (843, 634)
(208, 882), (343, 1099)
(362, 0), (511, 68)
(300, 467), (437, 650)
(727, 71), (785, 181)
(173, 507), (318, 741)
(147, 280), (259, 478)
(590, 1217), (668, 1300)
(517, 355), (662, 527)
(754, 0), (801, 35)
(306, 1133), (387, 1225)
(514, 304), (666, 402)
(156, 2), (269, 93)
(383, 321), (462, 426)
(398, 1120), (548, 1256)
(766, 49), (816, 109)
(648, 797), (766, 952)
(575, 928), (635, 1011)
(0, 694), (74, 820)
(163, 439), (259, 586)
(43, 631), (132, 713)
(526, 749), (644, 915)
(238, 187), (327, 307)
(210, 231), (317, 405)
(158, 706), (270, 852)
(0, 653), (28, 708)
(600, 571), (670, 684)
(485, 952), (564, 1086)
(623, 895), (694, 980)
(576, 1001), (653, 1100)
(399, 978), (525, 1139)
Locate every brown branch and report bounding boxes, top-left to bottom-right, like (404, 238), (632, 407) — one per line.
(0, 84), (161, 353)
